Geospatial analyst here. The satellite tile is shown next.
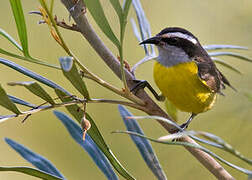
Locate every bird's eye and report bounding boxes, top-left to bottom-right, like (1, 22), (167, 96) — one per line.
(169, 38), (178, 44)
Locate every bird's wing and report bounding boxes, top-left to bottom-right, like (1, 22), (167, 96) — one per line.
(193, 56), (223, 93)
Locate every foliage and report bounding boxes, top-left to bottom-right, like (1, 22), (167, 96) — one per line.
(0, 0), (252, 179)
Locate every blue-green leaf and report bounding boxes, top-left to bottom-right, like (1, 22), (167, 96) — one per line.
(131, 0), (156, 73)
(9, 81), (55, 105)
(115, 131), (252, 176)
(0, 58), (69, 95)
(8, 95), (37, 108)
(0, 48), (60, 69)
(59, 57), (89, 99)
(5, 138), (64, 179)
(53, 111), (118, 180)
(55, 89), (135, 180)
(132, 0), (154, 55)
(0, 84), (21, 114)
(0, 28), (23, 52)
(84, 0), (120, 48)
(209, 52), (252, 63)
(204, 44), (248, 51)
(9, 0), (30, 57)
(0, 115), (17, 122)
(118, 105), (167, 180)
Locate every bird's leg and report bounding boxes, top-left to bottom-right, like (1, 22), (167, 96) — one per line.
(180, 113), (197, 130)
(130, 80), (165, 101)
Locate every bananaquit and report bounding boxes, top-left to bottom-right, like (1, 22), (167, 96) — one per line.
(133, 27), (234, 130)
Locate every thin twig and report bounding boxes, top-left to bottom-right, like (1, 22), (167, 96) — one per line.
(0, 98), (144, 123)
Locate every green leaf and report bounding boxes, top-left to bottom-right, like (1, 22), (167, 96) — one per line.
(55, 89), (135, 180)
(212, 58), (242, 74)
(8, 81), (55, 105)
(0, 28), (23, 52)
(109, 0), (123, 18)
(55, 89), (82, 122)
(123, 0), (132, 21)
(119, 0), (132, 48)
(0, 84), (21, 114)
(9, 0), (30, 57)
(84, 0), (120, 48)
(0, 166), (63, 180)
(59, 57), (90, 99)
(164, 98), (178, 121)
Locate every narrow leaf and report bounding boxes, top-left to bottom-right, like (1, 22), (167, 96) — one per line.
(8, 95), (37, 108)
(59, 57), (89, 99)
(209, 52), (252, 63)
(0, 58), (70, 95)
(53, 111), (118, 180)
(212, 58), (242, 74)
(131, 0), (156, 73)
(0, 166), (63, 180)
(0, 114), (17, 122)
(55, 89), (135, 180)
(84, 0), (120, 48)
(0, 84), (21, 114)
(204, 44), (248, 51)
(197, 132), (252, 165)
(132, 0), (154, 54)
(0, 28), (23, 52)
(123, 0), (132, 21)
(9, 0), (30, 57)
(5, 138), (64, 179)
(130, 19), (141, 42)
(114, 131), (252, 175)
(0, 48), (60, 69)
(9, 81), (55, 104)
(118, 105), (167, 180)
(129, 115), (182, 131)
(109, 0), (123, 18)
(131, 55), (157, 72)
(55, 89), (82, 122)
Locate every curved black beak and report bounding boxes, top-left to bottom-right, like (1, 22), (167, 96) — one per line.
(139, 36), (161, 45)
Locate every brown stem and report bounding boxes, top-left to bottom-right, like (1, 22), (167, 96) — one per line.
(60, 0), (234, 179)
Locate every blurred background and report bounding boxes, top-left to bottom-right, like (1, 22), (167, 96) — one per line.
(0, 0), (252, 179)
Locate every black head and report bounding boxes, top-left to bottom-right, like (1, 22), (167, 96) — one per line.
(140, 27), (203, 58)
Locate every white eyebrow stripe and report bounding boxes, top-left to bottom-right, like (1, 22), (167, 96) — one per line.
(162, 32), (198, 44)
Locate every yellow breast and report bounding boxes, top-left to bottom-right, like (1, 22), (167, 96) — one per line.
(153, 61), (216, 114)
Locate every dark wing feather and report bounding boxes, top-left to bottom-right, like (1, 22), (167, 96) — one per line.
(193, 56), (222, 93)
(193, 55), (235, 94)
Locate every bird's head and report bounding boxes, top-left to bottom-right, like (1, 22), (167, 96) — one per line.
(140, 27), (204, 66)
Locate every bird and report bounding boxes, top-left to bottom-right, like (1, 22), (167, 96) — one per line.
(132, 27), (234, 130)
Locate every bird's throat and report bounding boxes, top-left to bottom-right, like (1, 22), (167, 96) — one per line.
(156, 46), (191, 67)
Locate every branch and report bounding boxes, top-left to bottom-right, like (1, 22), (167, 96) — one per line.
(0, 98), (144, 123)
(60, 0), (234, 179)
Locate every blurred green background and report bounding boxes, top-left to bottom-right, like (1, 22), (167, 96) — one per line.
(0, 0), (252, 179)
